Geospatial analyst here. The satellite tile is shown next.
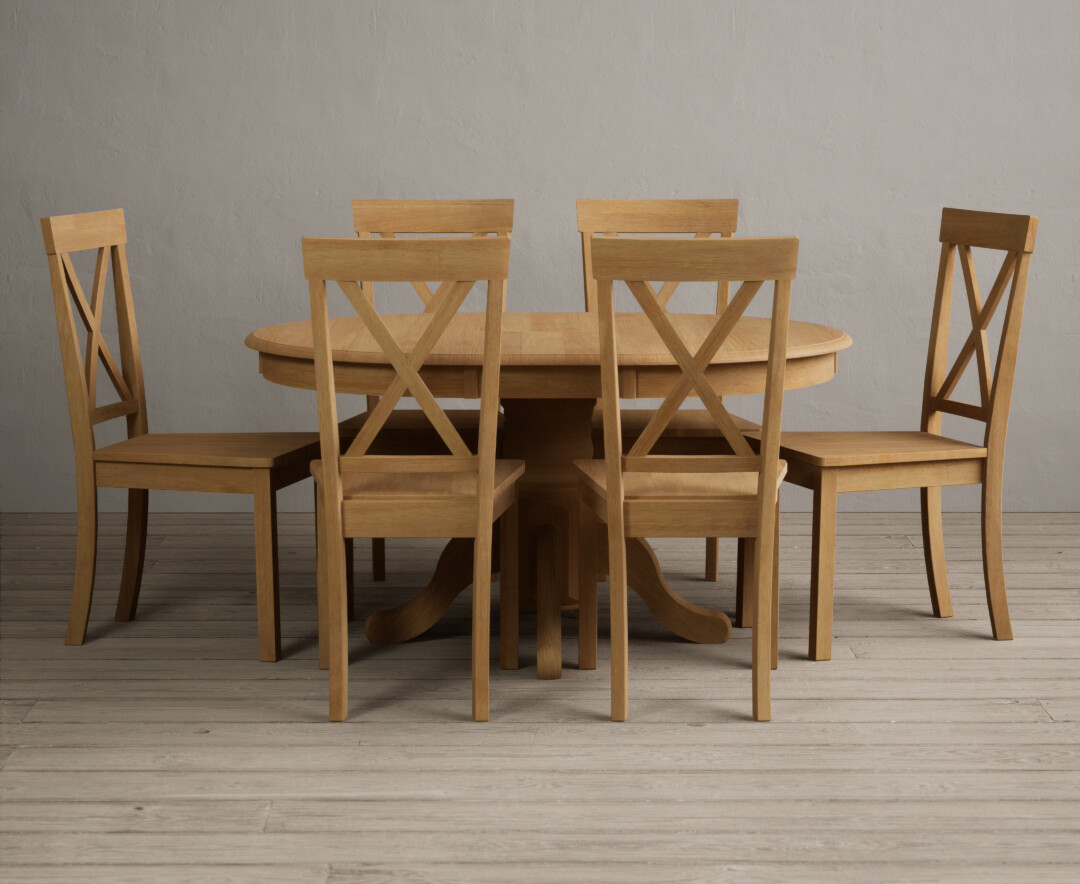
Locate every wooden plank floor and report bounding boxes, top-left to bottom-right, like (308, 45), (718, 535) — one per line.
(1, 511), (1078, 883)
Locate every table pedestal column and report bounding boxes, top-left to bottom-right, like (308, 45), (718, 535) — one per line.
(502, 398), (597, 678)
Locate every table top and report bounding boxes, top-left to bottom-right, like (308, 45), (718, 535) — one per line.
(246, 312), (852, 367)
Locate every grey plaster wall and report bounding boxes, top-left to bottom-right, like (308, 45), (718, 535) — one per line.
(2, 0), (1078, 513)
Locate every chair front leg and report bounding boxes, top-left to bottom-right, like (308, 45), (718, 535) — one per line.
(115, 488), (149, 622)
(253, 473), (282, 662)
(809, 471), (838, 661)
(473, 524), (494, 722)
(65, 477), (98, 645)
(609, 532), (629, 723)
(327, 527), (350, 721)
(752, 511), (777, 722)
(920, 485), (953, 618)
(981, 470), (1013, 640)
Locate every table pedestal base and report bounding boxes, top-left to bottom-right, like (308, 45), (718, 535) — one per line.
(362, 396), (732, 669)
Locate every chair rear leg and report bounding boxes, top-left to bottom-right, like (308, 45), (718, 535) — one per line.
(65, 480), (98, 645)
(982, 474), (1013, 640)
(253, 475), (282, 662)
(371, 538), (385, 582)
(735, 537), (752, 627)
(705, 537), (719, 581)
(809, 472), (838, 661)
(345, 538), (355, 621)
(920, 486), (953, 618)
(315, 484), (329, 670)
(114, 488), (149, 622)
(499, 500), (520, 670)
(473, 524), (494, 722)
(772, 500), (780, 671)
(577, 503), (598, 671)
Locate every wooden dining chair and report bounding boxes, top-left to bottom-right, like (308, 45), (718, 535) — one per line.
(41, 209), (320, 661)
(578, 199), (759, 587)
(304, 234), (523, 722)
(759, 208), (1038, 660)
(342, 199), (514, 582)
(575, 234), (799, 722)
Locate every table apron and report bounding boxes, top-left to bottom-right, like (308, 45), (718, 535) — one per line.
(258, 352), (838, 399)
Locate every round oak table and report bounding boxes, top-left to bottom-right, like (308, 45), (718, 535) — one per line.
(246, 312), (851, 677)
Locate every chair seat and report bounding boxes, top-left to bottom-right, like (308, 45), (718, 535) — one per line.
(312, 459), (525, 538)
(574, 459), (785, 538)
(94, 432), (320, 469)
(314, 459), (524, 498)
(593, 407), (759, 438)
(767, 430), (988, 468)
(573, 459), (786, 500)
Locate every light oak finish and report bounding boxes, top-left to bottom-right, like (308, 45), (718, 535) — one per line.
(343, 200), (515, 582)
(579, 199), (758, 581)
(7, 511), (1077, 879)
(302, 234), (522, 721)
(576, 235), (798, 721)
(761, 208), (1038, 660)
(40, 209), (319, 662)
(246, 313), (849, 678)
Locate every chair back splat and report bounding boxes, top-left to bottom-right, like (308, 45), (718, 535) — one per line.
(42, 209), (148, 463)
(350, 199), (514, 420)
(921, 208), (1038, 465)
(303, 235), (510, 483)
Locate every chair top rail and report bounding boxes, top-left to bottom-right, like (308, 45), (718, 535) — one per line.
(940, 208), (1038, 253)
(590, 235), (798, 282)
(302, 235), (510, 282)
(41, 208), (127, 255)
(353, 199), (514, 235)
(578, 199), (738, 234)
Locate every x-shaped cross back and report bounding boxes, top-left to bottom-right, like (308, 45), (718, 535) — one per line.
(61, 248), (134, 410)
(341, 276), (478, 458)
(373, 231), (490, 313)
(625, 278), (764, 459)
(935, 246), (1020, 411)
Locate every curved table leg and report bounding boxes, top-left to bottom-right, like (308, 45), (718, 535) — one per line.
(599, 534), (732, 644)
(364, 537), (478, 645)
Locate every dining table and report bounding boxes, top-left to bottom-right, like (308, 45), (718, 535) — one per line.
(246, 312), (852, 677)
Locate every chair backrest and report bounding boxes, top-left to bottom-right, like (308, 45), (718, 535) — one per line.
(353, 199), (514, 312)
(589, 235), (798, 519)
(352, 199), (514, 415)
(921, 208), (1038, 460)
(578, 199), (739, 313)
(41, 209), (148, 468)
(302, 235), (511, 504)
